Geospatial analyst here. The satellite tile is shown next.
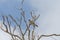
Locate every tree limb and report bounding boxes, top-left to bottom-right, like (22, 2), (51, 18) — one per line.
(38, 34), (60, 40)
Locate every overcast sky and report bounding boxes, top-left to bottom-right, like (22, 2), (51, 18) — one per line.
(0, 0), (60, 40)
(29, 0), (60, 40)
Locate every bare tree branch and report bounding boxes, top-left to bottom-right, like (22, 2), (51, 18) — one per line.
(2, 16), (8, 32)
(13, 25), (16, 34)
(9, 15), (24, 40)
(37, 34), (60, 40)
(30, 11), (40, 21)
(1, 24), (22, 40)
(1, 15), (22, 40)
(21, 0), (24, 5)
(9, 15), (19, 26)
(6, 16), (11, 33)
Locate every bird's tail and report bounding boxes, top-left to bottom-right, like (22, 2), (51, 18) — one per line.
(35, 24), (38, 27)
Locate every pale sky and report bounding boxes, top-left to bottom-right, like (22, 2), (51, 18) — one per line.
(0, 0), (60, 40)
(30, 0), (60, 40)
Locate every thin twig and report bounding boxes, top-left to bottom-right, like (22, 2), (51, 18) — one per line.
(2, 16), (8, 32)
(6, 16), (11, 33)
(9, 15), (23, 35)
(1, 27), (22, 40)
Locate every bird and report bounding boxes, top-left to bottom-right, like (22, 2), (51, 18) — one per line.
(29, 19), (38, 27)
(29, 13), (40, 27)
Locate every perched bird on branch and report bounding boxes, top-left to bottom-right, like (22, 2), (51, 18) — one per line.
(29, 19), (38, 27)
(29, 11), (40, 27)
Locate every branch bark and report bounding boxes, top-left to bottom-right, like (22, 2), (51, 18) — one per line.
(38, 34), (60, 40)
